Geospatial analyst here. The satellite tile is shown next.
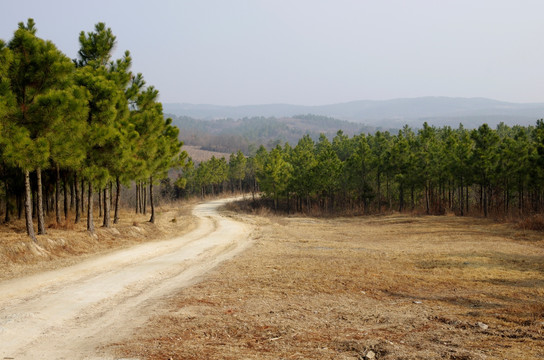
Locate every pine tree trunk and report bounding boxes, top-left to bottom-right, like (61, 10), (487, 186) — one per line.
(55, 164), (61, 224)
(519, 184), (523, 216)
(505, 184), (509, 215)
(70, 177), (74, 210)
(137, 182), (141, 213)
(4, 180), (10, 223)
(114, 177), (120, 224)
(483, 186), (488, 217)
(410, 185), (415, 211)
(466, 185), (470, 214)
(75, 173), (80, 224)
(87, 182), (94, 233)
(36, 168), (46, 235)
(81, 179), (85, 215)
(143, 183), (147, 214)
(399, 184), (404, 212)
(110, 181), (113, 207)
(149, 176), (155, 223)
(425, 183), (430, 215)
(376, 171), (381, 212)
(98, 189), (102, 217)
(103, 187), (110, 228)
(386, 176), (391, 210)
(135, 182), (139, 213)
(139, 181), (143, 213)
(32, 186), (36, 219)
(24, 170), (37, 242)
(63, 173), (68, 221)
(459, 178), (464, 216)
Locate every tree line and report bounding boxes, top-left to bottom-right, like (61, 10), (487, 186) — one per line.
(179, 121), (544, 218)
(0, 20), (185, 241)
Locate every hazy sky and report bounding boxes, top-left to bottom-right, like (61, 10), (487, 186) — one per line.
(1, 0), (544, 105)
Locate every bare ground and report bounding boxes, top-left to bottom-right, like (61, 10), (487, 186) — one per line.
(111, 205), (544, 360)
(0, 198), (253, 359)
(0, 199), (199, 282)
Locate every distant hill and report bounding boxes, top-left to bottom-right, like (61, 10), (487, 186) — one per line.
(169, 114), (387, 155)
(164, 97), (544, 128)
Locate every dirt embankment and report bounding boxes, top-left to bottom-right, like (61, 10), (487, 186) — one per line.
(112, 207), (544, 360)
(0, 200), (199, 281)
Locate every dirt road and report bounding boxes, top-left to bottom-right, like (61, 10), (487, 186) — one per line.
(0, 198), (252, 360)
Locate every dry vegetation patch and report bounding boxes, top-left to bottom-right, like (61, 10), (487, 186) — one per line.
(0, 200), (198, 281)
(112, 205), (544, 360)
(184, 145), (232, 163)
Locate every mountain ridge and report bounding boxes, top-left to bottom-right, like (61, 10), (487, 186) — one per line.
(164, 97), (544, 128)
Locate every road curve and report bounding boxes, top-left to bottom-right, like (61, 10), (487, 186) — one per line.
(0, 197), (252, 359)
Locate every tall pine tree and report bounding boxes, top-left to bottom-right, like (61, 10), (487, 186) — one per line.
(2, 19), (75, 240)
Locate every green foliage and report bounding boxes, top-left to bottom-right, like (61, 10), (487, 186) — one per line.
(77, 22), (116, 67)
(288, 135), (317, 199)
(258, 146), (292, 209)
(0, 19), (186, 237)
(0, 40), (13, 119)
(228, 150), (247, 190)
(2, 19), (77, 173)
(241, 121), (544, 216)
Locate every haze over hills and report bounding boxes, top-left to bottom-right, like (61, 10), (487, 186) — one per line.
(164, 97), (544, 129)
(168, 114), (379, 155)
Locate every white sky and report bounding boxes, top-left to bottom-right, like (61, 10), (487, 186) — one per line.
(1, 0), (544, 105)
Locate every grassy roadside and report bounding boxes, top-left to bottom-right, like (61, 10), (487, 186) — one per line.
(0, 200), (199, 281)
(111, 203), (544, 360)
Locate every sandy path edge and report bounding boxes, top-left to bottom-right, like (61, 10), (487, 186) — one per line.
(0, 197), (253, 360)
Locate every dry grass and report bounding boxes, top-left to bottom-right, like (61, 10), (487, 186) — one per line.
(184, 145), (232, 163)
(0, 199), (199, 281)
(111, 208), (544, 359)
(517, 214), (544, 232)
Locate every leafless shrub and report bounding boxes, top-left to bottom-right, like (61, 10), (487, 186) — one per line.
(517, 214), (544, 231)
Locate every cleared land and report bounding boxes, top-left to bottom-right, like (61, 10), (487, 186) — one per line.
(112, 204), (544, 360)
(184, 145), (231, 163)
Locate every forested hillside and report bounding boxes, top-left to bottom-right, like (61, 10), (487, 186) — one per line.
(0, 20), (186, 240)
(169, 113), (385, 155)
(177, 121), (544, 219)
(164, 97), (544, 129)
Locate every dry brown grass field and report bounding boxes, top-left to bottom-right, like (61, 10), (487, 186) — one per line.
(111, 201), (544, 360)
(184, 145), (231, 163)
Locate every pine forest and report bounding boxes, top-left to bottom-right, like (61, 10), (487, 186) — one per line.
(182, 122), (544, 220)
(0, 20), (186, 241)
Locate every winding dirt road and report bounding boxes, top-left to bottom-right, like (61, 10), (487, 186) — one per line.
(0, 198), (252, 359)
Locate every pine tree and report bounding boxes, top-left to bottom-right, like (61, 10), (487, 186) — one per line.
(42, 85), (89, 226)
(75, 22), (137, 231)
(288, 135), (317, 212)
(147, 117), (185, 223)
(258, 146), (292, 211)
(228, 150), (247, 192)
(2, 19), (75, 240)
(345, 134), (374, 212)
(0, 39), (12, 119)
(313, 135), (342, 211)
(471, 124), (499, 217)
